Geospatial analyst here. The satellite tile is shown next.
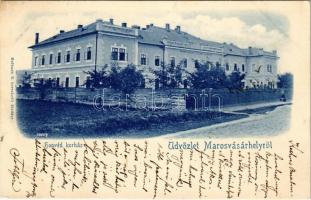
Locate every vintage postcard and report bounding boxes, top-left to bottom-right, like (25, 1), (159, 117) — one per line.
(0, 1), (310, 198)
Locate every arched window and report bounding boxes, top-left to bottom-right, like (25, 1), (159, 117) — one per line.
(87, 47), (92, 60)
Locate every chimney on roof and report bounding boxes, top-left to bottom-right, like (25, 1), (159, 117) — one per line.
(60, 30), (65, 34)
(248, 46), (252, 54)
(77, 24), (83, 29)
(35, 33), (39, 45)
(165, 23), (170, 31)
(121, 22), (127, 28)
(132, 25), (140, 29)
(258, 48), (264, 55)
(146, 25), (150, 29)
(96, 19), (103, 23)
(175, 25), (181, 33)
(150, 23), (154, 27)
(109, 18), (114, 24)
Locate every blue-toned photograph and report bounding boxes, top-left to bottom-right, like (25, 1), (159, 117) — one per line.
(16, 12), (293, 138)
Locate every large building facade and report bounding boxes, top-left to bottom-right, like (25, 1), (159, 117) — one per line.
(25, 19), (279, 89)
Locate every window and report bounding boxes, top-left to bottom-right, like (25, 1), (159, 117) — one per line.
(242, 64), (245, 72)
(41, 55), (45, 66)
(87, 47), (92, 60)
(155, 56), (160, 66)
(57, 52), (61, 63)
(170, 57), (175, 67)
(226, 63), (229, 71)
(234, 63), (238, 71)
(141, 54), (146, 65)
(49, 54), (53, 65)
(111, 47), (127, 61)
(34, 56), (38, 66)
(267, 64), (272, 72)
(119, 48), (125, 61)
(183, 58), (188, 68)
(75, 77), (79, 88)
(76, 49), (80, 61)
(66, 51), (70, 63)
(111, 48), (118, 60)
(65, 77), (69, 88)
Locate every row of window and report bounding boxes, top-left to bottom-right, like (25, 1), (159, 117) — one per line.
(34, 47), (274, 73)
(111, 47), (127, 61)
(36, 76), (90, 88)
(35, 46), (129, 67)
(226, 63), (273, 72)
(225, 63), (245, 72)
(250, 64), (273, 73)
(267, 64), (273, 72)
(140, 55), (249, 73)
(34, 47), (92, 66)
(140, 55), (187, 67)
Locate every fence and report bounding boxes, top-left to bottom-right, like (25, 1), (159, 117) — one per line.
(16, 87), (292, 110)
(185, 88), (292, 110)
(16, 88), (187, 111)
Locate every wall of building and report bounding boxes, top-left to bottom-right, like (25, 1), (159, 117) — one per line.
(164, 47), (223, 73)
(29, 66), (93, 88)
(97, 33), (138, 68)
(138, 43), (164, 68)
(30, 34), (98, 87)
(223, 55), (247, 74)
(137, 43), (164, 88)
(31, 34), (96, 69)
(245, 56), (278, 88)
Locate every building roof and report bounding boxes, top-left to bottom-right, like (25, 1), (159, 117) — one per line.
(138, 25), (222, 48)
(29, 19), (278, 58)
(29, 22), (98, 48)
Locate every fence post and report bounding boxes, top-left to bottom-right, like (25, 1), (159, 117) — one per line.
(74, 87), (77, 103)
(208, 88), (213, 110)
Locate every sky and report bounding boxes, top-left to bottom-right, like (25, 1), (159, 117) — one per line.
(0, 1), (309, 73)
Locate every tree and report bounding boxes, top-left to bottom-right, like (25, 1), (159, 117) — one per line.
(152, 60), (185, 89)
(84, 64), (145, 94)
(225, 71), (245, 91)
(109, 65), (122, 90)
(83, 65), (110, 88)
(277, 73), (293, 88)
(33, 78), (56, 89)
(21, 72), (35, 88)
(111, 64), (145, 94)
(33, 78), (57, 99)
(188, 60), (227, 89)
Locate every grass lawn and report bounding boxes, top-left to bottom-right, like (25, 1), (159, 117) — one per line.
(16, 99), (248, 138)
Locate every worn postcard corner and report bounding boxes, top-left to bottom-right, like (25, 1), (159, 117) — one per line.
(0, 1), (310, 199)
